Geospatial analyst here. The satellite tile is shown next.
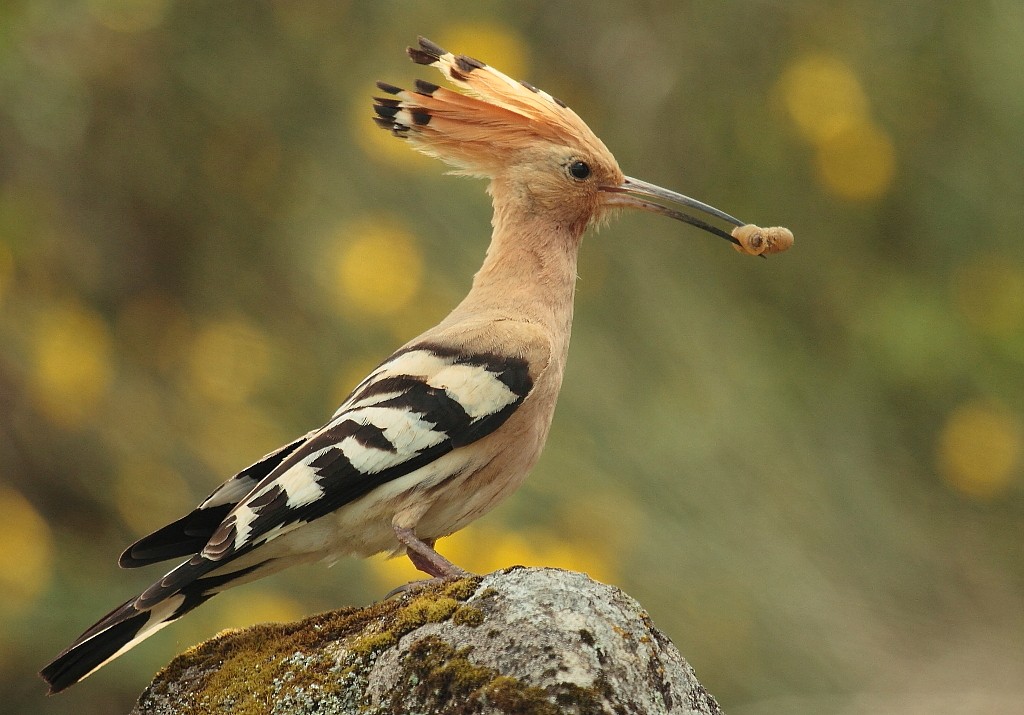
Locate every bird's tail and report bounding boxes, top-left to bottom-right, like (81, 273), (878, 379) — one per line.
(40, 592), (192, 694)
(40, 554), (255, 693)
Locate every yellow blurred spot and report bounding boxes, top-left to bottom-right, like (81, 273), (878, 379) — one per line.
(814, 120), (896, 200)
(778, 54), (868, 144)
(329, 218), (423, 319)
(437, 22), (529, 81)
(953, 256), (1024, 338)
(29, 302), (114, 428)
(87, 0), (168, 33)
(186, 316), (273, 404)
(354, 23), (526, 168)
(938, 401), (1021, 499)
(0, 487), (53, 616)
(368, 523), (616, 592)
(353, 89), (434, 169)
(214, 589), (306, 631)
(114, 458), (194, 537)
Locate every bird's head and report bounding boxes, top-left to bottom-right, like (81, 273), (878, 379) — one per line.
(375, 38), (789, 253)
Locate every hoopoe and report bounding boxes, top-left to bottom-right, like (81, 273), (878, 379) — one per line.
(40, 37), (791, 694)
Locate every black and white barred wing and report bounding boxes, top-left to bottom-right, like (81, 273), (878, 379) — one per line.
(118, 434), (314, 568)
(199, 342), (533, 563)
(39, 342), (535, 694)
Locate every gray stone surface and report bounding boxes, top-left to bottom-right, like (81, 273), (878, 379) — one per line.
(132, 567), (723, 715)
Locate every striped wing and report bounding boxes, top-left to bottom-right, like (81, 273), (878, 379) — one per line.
(119, 435), (313, 567)
(199, 342), (533, 563)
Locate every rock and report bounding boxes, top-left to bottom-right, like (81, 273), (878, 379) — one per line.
(132, 567), (724, 715)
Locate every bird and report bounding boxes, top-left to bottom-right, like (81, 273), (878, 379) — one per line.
(41, 36), (788, 694)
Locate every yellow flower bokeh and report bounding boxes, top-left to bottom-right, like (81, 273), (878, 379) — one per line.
(327, 217), (423, 319)
(211, 589), (306, 632)
(0, 486), (54, 616)
(938, 401), (1021, 500)
(778, 54), (869, 144)
(353, 88), (435, 170)
(28, 302), (114, 428)
(353, 22), (527, 169)
(814, 119), (896, 200)
(777, 53), (896, 201)
(437, 22), (529, 82)
(368, 522), (617, 592)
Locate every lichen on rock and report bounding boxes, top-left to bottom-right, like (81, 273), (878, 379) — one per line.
(132, 568), (723, 715)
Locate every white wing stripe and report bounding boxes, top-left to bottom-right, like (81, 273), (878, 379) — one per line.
(345, 405), (447, 454)
(426, 363), (517, 421)
(333, 349), (451, 418)
(337, 434), (400, 475)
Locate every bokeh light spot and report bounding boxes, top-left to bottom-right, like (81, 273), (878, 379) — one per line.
(353, 90), (434, 169)
(437, 22), (529, 81)
(29, 302), (114, 428)
(938, 401), (1021, 500)
(353, 23), (526, 169)
(0, 487), (53, 616)
(778, 54), (868, 144)
(213, 589), (306, 631)
(329, 218), (422, 319)
(953, 255), (1024, 338)
(814, 120), (896, 200)
(368, 523), (616, 592)
(87, 0), (168, 33)
(186, 316), (273, 404)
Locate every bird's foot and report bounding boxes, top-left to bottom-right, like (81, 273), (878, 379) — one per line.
(393, 525), (472, 578)
(383, 576), (450, 600)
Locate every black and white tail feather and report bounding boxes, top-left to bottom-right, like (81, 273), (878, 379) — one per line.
(40, 341), (532, 693)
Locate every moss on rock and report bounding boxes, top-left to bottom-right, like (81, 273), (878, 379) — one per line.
(135, 576), (483, 715)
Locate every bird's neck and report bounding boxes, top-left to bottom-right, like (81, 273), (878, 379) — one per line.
(446, 206), (585, 348)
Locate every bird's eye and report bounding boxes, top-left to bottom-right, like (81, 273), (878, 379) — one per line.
(568, 160), (591, 180)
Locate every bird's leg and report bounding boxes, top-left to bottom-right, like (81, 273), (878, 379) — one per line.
(393, 525), (471, 578)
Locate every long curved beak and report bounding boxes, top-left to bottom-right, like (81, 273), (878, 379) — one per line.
(600, 176), (744, 248)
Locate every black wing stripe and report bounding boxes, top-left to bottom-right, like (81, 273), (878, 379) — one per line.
(118, 436), (309, 568)
(196, 346), (532, 562)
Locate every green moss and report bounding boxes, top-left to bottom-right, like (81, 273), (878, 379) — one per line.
(477, 587), (500, 600)
(383, 635), (610, 715)
(452, 604), (485, 627)
(442, 577), (480, 601)
(140, 577), (489, 714)
(484, 675), (559, 714)
(387, 635), (556, 714)
(144, 606), (387, 715)
(394, 594), (460, 631)
(349, 630), (397, 656)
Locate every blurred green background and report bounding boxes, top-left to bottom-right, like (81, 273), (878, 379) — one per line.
(3, 1), (1022, 713)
